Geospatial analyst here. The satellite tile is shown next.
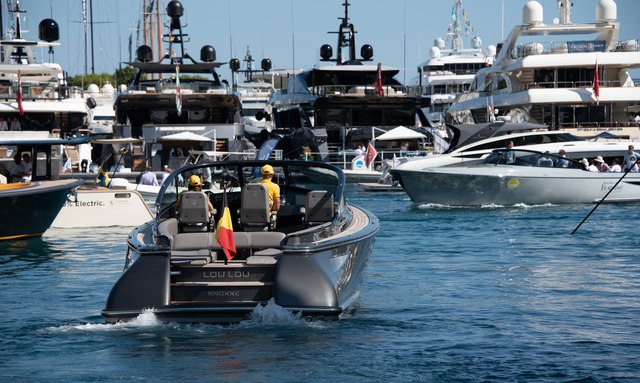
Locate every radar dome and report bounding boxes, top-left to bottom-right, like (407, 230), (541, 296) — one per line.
(261, 58), (272, 71)
(360, 44), (373, 60)
(200, 45), (216, 62)
(136, 45), (152, 62)
(434, 37), (445, 49)
(102, 83), (114, 94)
(229, 58), (240, 71)
(38, 19), (59, 42)
(523, 1), (543, 25)
(320, 44), (333, 60)
(471, 36), (482, 49)
(87, 84), (99, 94)
(429, 46), (441, 59)
(596, 0), (617, 22)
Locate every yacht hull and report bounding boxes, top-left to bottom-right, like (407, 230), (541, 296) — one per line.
(393, 166), (640, 206)
(0, 179), (82, 240)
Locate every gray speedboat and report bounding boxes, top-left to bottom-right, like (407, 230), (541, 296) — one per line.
(102, 160), (379, 323)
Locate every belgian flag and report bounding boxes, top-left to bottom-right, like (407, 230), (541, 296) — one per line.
(216, 190), (236, 261)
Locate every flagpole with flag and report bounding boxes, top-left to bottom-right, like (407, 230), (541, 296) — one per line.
(376, 62), (383, 96)
(593, 55), (600, 105)
(364, 142), (377, 171)
(175, 65), (182, 116)
(216, 187), (236, 262)
(17, 71), (24, 117)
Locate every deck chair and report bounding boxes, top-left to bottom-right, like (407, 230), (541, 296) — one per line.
(304, 190), (335, 226)
(240, 183), (275, 231)
(178, 191), (212, 232)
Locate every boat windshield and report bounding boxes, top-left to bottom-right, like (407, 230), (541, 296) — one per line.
(156, 161), (344, 221)
(480, 149), (582, 168)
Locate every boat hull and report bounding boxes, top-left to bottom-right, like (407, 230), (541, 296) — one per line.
(0, 179), (83, 240)
(393, 167), (640, 206)
(102, 206), (379, 324)
(51, 188), (154, 228)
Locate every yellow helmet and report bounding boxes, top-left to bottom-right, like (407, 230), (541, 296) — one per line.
(188, 174), (203, 186)
(261, 164), (275, 175)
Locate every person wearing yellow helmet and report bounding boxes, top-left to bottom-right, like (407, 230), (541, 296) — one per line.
(259, 164), (280, 212)
(176, 173), (214, 215)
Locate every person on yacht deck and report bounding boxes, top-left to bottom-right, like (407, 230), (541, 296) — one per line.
(608, 159), (621, 173)
(555, 149), (569, 168)
(629, 157), (639, 173)
(504, 140), (515, 164)
(623, 145), (640, 171)
(594, 156), (610, 172)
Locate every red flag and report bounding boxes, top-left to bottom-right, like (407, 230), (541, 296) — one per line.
(593, 58), (600, 104)
(376, 62), (383, 96)
(364, 143), (377, 168)
(17, 71), (24, 116)
(216, 191), (236, 261)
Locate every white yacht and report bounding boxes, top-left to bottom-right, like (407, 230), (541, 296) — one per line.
(0, 1), (91, 139)
(412, 0), (495, 127)
(447, 0), (640, 140)
(232, 48), (274, 137)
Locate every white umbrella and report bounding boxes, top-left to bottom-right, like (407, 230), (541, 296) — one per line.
(375, 126), (426, 141)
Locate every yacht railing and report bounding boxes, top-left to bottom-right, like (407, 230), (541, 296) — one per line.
(312, 84), (423, 97)
(0, 81), (82, 101)
(513, 39), (639, 59)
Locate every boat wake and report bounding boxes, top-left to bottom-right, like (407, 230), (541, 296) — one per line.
(44, 309), (162, 333)
(416, 202), (556, 210)
(243, 298), (303, 325)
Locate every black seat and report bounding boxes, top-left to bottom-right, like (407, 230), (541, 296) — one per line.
(240, 183), (275, 231)
(304, 190), (334, 226)
(178, 191), (212, 232)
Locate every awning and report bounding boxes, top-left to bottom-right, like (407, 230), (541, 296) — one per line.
(157, 132), (214, 142)
(375, 126), (427, 141)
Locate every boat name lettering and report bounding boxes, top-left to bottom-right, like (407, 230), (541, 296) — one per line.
(202, 271), (250, 279)
(601, 182), (621, 192)
(208, 290), (240, 297)
(65, 200), (105, 207)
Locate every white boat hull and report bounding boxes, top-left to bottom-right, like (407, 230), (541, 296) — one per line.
(51, 188), (154, 228)
(394, 166), (640, 206)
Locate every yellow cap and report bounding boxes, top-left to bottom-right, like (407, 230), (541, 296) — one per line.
(188, 174), (203, 186)
(261, 164), (274, 175)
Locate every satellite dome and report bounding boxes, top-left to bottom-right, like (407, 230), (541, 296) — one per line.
(38, 19), (59, 42)
(523, 1), (543, 25)
(596, 0), (617, 22)
(429, 46), (441, 59)
(471, 36), (482, 49)
(87, 84), (99, 94)
(434, 37), (445, 49)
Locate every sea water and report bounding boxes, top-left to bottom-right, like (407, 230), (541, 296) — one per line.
(1, 186), (639, 382)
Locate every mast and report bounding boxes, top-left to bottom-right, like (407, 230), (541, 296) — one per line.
(557, 0), (572, 24)
(320, 1), (373, 66)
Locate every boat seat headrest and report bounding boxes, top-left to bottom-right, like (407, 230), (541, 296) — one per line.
(240, 183), (274, 230)
(179, 191), (211, 232)
(304, 190), (334, 224)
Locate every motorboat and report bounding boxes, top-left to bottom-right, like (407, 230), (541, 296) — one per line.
(112, 0), (254, 173)
(447, 0), (640, 140)
(391, 148), (640, 206)
(410, 0), (495, 125)
(0, 135), (154, 228)
(263, 1), (429, 164)
(102, 159), (379, 323)
(0, 2), (92, 139)
(0, 137), (85, 240)
(391, 128), (640, 170)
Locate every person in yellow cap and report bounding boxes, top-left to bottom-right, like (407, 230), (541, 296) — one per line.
(176, 174), (214, 214)
(259, 164), (280, 212)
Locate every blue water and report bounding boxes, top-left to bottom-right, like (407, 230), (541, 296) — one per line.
(2, 186), (640, 382)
